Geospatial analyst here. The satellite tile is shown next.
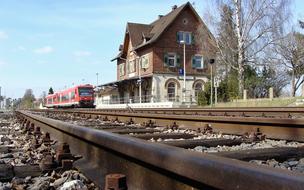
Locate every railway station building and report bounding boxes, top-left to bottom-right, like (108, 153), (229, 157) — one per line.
(95, 2), (216, 108)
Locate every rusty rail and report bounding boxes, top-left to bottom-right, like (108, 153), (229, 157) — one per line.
(77, 107), (304, 118)
(32, 109), (304, 142)
(16, 110), (304, 190)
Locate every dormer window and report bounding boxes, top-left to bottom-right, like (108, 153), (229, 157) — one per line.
(177, 31), (193, 45)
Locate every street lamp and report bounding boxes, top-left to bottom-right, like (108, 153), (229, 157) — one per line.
(180, 40), (186, 103)
(136, 56), (142, 104)
(209, 59), (215, 106)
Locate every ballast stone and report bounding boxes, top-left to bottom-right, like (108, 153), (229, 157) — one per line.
(60, 180), (88, 190)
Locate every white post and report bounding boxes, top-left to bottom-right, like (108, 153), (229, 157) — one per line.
(243, 89), (247, 100)
(215, 86), (217, 104)
(138, 56), (142, 104)
(96, 73), (99, 87)
(183, 42), (186, 103)
(269, 87), (274, 99)
(210, 64), (213, 106)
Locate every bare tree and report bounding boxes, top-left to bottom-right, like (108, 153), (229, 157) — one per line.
(274, 32), (304, 96)
(20, 89), (36, 109)
(300, 20), (304, 29)
(202, 0), (291, 96)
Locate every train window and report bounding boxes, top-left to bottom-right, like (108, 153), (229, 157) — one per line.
(71, 92), (75, 99)
(61, 94), (69, 101)
(78, 88), (92, 96)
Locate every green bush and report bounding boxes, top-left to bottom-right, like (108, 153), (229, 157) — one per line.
(197, 91), (208, 106)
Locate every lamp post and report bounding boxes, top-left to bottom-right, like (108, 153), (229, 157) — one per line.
(136, 56), (142, 104)
(180, 40), (186, 103)
(209, 59), (215, 107)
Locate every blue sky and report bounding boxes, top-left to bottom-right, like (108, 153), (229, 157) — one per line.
(0, 0), (303, 99)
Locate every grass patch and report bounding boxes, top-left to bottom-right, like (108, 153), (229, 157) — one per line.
(210, 97), (299, 107)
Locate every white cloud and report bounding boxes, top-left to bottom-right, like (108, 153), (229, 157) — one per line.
(0, 60), (7, 66)
(34, 46), (54, 54)
(0, 31), (8, 40)
(17, 45), (26, 51)
(73, 50), (92, 57)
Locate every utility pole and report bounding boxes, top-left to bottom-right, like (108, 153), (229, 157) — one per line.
(96, 73), (99, 87)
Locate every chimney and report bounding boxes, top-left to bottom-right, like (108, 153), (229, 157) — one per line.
(172, 5), (177, 10)
(158, 15), (163, 19)
(119, 44), (123, 51)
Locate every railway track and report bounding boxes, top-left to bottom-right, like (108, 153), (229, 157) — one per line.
(75, 107), (304, 118)
(32, 107), (304, 141)
(14, 109), (304, 189)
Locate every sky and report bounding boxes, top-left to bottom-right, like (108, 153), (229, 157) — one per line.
(0, 0), (303, 99)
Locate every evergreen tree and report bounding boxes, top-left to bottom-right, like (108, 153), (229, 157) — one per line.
(217, 4), (237, 78)
(48, 87), (54, 94)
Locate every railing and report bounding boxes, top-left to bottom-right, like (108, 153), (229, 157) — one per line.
(96, 94), (201, 105)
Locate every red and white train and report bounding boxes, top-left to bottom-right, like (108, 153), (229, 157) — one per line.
(44, 84), (95, 108)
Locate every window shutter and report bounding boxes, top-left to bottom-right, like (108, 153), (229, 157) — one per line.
(191, 34), (195, 45)
(164, 53), (169, 67)
(192, 56), (196, 68)
(176, 32), (180, 42)
(176, 54), (181, 67)
(126, 62), (129, 73)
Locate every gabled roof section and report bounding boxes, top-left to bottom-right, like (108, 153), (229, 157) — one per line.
(112, 2), (212, 61)
(134, 2), (190, 50)
(127, 23), (152, 47)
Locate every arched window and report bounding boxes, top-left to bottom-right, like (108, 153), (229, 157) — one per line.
(167, 82), (176, 101)
(194, 83), (203, 98)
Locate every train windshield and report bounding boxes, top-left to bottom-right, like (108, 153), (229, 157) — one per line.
(78, 88), (93, 96)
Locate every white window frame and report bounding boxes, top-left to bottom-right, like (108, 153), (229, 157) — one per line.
(141, 54), (149, 69)
(178, 31), (192, 45)
(119, 63), (125, 76)
(128, 59), (136, 73)
(167, 53), (176, 67)
(193, 55), (204, 69)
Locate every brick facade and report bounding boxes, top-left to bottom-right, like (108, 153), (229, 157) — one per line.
(96, 2), (216, 108)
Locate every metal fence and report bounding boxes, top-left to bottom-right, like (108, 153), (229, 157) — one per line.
(97, 94), (200, 105)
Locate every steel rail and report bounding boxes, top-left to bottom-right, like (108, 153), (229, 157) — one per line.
(79, 107), (304, 115)
(16, 110), (304, 190)
(34, 107), (304, 119)
(33, 109), (304, 141)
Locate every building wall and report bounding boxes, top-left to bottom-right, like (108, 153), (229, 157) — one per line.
(136, 47), (154, 77)
(151, 73), (208, 102)
(117, 43), (154, 80)
(153, 7), (214, 76)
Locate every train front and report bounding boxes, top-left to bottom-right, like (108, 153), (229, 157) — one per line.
(77, 85), (95, 108)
